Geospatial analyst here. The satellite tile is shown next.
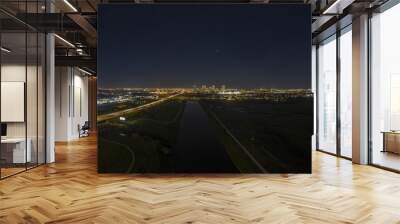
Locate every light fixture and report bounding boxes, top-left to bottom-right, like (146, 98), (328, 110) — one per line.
(78, 67), (93, 76)
(63, 0), (78, 12)
(322, 0), (346, 15)
(76, 48), (85, 56)
(54, 34), (75, 48)
(1, 47), (11, 53)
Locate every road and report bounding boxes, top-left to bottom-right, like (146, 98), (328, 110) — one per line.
(206, 107), (267, 173)
(97, 93), (183, 122)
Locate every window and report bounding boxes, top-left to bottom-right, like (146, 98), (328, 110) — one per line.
(339, 28), (352, 158)
(370, 2), (400, 171)
(312, 45), (317, 150)
(317, 35), (337, 154)
(0, 2), (46, 179)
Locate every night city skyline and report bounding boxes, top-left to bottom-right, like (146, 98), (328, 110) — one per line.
(98, 4), (311, 89)
(98, 4), (312, 174)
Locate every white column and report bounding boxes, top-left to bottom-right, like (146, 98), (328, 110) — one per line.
(45, 0), (56, 163)
(46, 33), (55, 163)
(352, 14), (369, 164)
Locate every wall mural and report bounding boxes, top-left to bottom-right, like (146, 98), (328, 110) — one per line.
(97, 4), (312, 173)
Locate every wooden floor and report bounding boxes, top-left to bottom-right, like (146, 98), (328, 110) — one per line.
(1, 135), (400, 223)
(372, 150), (400, 171)
(1, 167), (26, 178)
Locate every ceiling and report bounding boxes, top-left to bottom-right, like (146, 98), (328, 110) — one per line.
(0, 0), (392, 75)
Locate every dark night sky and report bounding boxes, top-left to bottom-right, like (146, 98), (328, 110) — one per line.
(98, 4), (311, 89)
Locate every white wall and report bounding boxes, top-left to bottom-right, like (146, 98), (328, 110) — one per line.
(55, 67), (89, 141)
(1, 64), (26, 138)
(1, 63), (46, 164)
(72, 72), (89, 138)
(55, 67), (70, 141)
(1, 65), (42, 138)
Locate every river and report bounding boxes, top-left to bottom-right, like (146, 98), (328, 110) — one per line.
(173, 101), (238, 172)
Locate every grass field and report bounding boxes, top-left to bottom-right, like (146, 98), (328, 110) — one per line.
(98, 100), (185, 173)
(98, 95), (312, 173)
(201, 98), (313, 173)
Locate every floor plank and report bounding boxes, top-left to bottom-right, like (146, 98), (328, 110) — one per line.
(1, 135), (400, 223)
